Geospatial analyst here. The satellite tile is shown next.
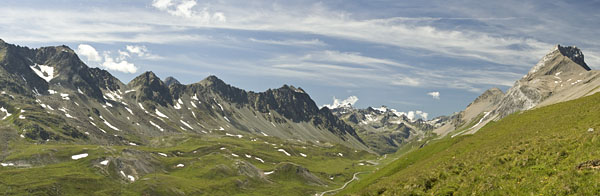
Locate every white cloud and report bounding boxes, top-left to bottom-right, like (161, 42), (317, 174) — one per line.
(322, 96), (359, 109)
(76, 44), (102, 63)
(126, 45), (148, 57)
(249, 38), (326, 47)
(151, 0), (172, 10)
(416, 110), (429, 120)
(151, 0), (226, 22)
(427, 91), (440, 99)
(153, 0), (196, 18)
(394, 110), (429, 120)
(76, 44), (138, 74)
(102, 52), (138, 74)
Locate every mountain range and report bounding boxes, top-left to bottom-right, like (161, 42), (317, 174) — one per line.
(0, 38), (367, 151)
(1, 38), (599, 195)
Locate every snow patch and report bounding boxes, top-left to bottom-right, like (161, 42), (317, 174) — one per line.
(176, 164), (185, 168)
(48, 89), (57, 94)
(155, 109), (169, 118)
(71, 153), (89, 160)
(300, 153), (307, 157)
(60, 93), (70, 100)
(125, 107), (133, 115)
(337, 153), (344, 157)
(0, 163), (15, 167)
(158, 152), (168, 157)
(180, 120), (193, 130)
(231, 153), (239, 157)
(149, 121), (164, 131)
(100, 116), (120, 131)
(254, 157), (265, 163)
(0, 107), (12, 120)
(30, 64), (55, 82)
(138, 103), (149, 113)
(225, 133), (243, 138)
(100, 160), (109, 165)
(264, 171), (274, 175)
(277, 149), (291, 156)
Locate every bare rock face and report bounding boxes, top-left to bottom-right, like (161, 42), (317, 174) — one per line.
(493, 45), (591, 119)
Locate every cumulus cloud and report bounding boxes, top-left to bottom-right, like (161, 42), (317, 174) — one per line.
(153, 0), (196, 18)
(427, 91), (440, 99)
(416, 110), (429, 120)
(152, 0), (226, 22)
(394, 110), (429, 121)
(75, 44), (138, 74)
(126, 45), (148, 57)
(322, 96), (359, 109)
(76, 44), (102, 63)
(102, 52), (138, 73)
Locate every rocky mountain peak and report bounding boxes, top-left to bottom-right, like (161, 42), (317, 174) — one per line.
(279, 84), (306, 94)
(468, 87), (504, 107)
(525, 45), (591, 79)
(557, 45), (590, 70)
(163, 76), (181, 86)
(201, 75), (225, 86)
(128, 71), (172, 106)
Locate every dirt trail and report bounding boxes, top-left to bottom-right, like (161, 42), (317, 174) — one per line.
(317, 171), (370, 196)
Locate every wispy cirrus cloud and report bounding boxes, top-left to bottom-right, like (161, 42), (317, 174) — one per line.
(248, 38), (326, 47)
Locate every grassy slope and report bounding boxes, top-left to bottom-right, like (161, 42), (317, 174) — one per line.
(0, 135), (376, 196)
(341, 92), (600, 195)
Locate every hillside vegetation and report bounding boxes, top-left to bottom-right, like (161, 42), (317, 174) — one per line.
(341, 92), (600, 195)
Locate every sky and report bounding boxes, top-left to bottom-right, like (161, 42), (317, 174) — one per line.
(1, 0), (599, 119)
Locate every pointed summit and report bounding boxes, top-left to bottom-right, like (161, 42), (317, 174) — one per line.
(163, 76), (181, 86)
(199, 75), (226, 86)
(525, 45), (591, 79)
(469, 87), (504, 107)
(128, 71), (172, 106)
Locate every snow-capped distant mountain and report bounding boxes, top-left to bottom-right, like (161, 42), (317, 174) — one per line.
(327, 102), (436, 154)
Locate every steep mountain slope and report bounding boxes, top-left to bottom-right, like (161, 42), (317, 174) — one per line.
(0, 39), (367, 151)
(331, 105), (435, 154)
(341, 86), (600, 196)
(434, 88), (504, 137)
(436, 45), (600, 137)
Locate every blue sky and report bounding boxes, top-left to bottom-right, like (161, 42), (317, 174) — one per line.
(1, 0), (599, 119)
